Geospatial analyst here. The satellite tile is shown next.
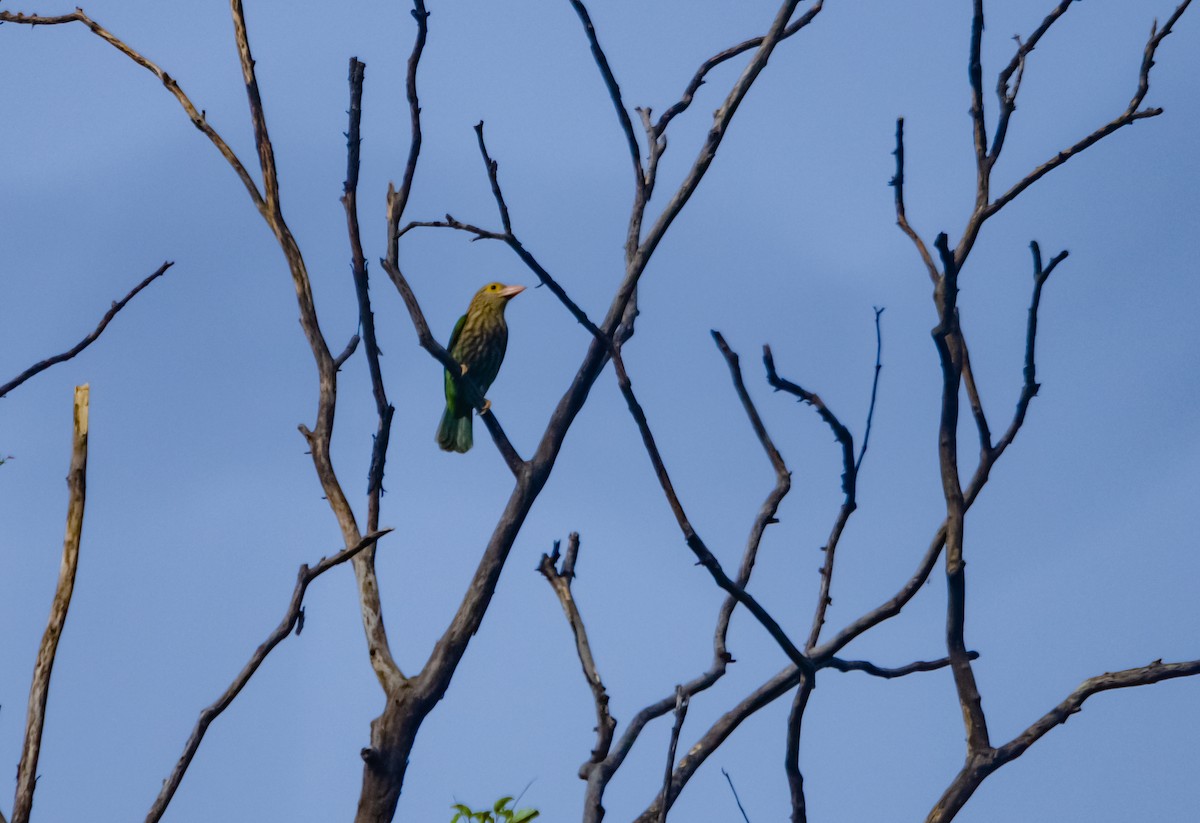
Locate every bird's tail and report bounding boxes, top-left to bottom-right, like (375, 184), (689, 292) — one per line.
(436, 406), (473, 453)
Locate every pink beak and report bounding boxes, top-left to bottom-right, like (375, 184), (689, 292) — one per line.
(499, 284), (526, 299)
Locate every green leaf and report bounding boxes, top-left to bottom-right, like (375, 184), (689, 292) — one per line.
(494, 797), (514, 814)
(512, 810), (540, 822)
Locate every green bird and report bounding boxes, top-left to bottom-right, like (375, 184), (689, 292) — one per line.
(436, 282), (525, 453)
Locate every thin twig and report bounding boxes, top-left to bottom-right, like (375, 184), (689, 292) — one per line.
(538, 534), (616, 769)
(0, 10), (268, 217)
(1, 263), (173, 399)
(612, 347), (811, 674)
(144, 529), (392, 823)
(654, 1), (825, 137)
(855, 307), (885, 472)
(889, 118), (939, 284)
(762, 345), (858, 651)
(968, 0), (988, 207)
(992, 242), (1066, 458)
(12, 386), (88, 823)
(385, 0), (430, 264)
(565, 0), (644, 195)
(341, 57), (395, 536)
(657, 686), (690, 823)
(711, 332), (791, 661)
(990, 0), (1076, 166)
(721, 769), (752, 823)
(984, 0), (1192, 220)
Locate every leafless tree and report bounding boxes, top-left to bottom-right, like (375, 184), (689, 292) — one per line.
(1, 2), (1196, 822)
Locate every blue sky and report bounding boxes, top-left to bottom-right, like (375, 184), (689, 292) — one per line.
(1, 1), (1198, 821)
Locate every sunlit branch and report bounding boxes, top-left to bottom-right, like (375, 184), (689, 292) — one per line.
(12, 386), (88, 823)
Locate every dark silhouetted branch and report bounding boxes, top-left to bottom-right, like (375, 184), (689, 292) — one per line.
(1, 262), (172, 399)
(722, 769), (752, 823)
(825, 651), (976, 679)
(762, 344), (859, 651)
(341, 57), (396, 539)
(784, 674), (814, 823)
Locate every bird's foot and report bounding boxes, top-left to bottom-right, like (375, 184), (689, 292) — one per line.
(479, 399), (492, 414)
(459, 364), (469, 376)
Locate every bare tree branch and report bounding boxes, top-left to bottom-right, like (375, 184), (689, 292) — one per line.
(12, 385), (88, 823)
(612, 346), (811, 673)
(722, 769), (752, 823)
(653, 2), (825, 138)
(998, 658), (1200, 763)
(990, 0), (1076, 166)
(145, 529), (393, 823)
(656, 686), (690, 823)
(825, 651), (977, 679)
(341, 57), (395, 540)
(762, 345), (859, 651)
(565, 0), (644, 192)
(582, 334), (793, 822)
(992, 241), (1066, 457)
(538, 534), (616, 770)
(982, 0), (1193, 223)
(384, 0), (429, 275)
(927, 658), (1200, 823)
(0, 10), (267, 215)
(784, 675), (814, 823)
(968, 0), (988, 208)
(710, 331), (792, 658)
(889, 118), (939, 284)
(0, 262), (172, 399)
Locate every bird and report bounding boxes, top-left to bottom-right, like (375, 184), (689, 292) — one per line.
(436, 282), (525, 452)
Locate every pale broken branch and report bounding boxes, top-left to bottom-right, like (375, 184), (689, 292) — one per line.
(12, 385), (89, 823)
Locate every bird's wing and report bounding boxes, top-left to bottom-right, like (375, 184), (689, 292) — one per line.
(447, 313), (467, 356)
